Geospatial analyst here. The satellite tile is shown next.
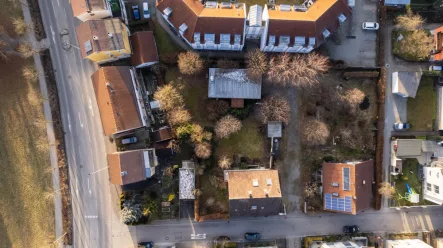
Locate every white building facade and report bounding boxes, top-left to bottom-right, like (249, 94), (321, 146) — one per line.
(423, 162), (443, 205)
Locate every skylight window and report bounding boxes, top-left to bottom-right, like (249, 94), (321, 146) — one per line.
(343, 168), (350, 191)
(295, 36), (305, 46)
(279, 36), (290, 46)
(269, 35), (276, 45)
(322, 29), (331, 39)
(338, 13), (346, 23)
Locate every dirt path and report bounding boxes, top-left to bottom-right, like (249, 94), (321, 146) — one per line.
(263, 83), (302, 214)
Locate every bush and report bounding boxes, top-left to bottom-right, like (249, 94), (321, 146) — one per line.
(190, 124), (212, 143)
(120, 196), (143, 224)
(229, 105), (252, 120)
(167, 108), (191, 126)
(206, 100), (230, 120)
(215, 115), (242, 138)
(246, 48), (267, 80)
(154, 84), (184, 111)
(302, 118), (330, 146)
(195, 142), (212, 159)
(257, 95), (291, 125)
(175, 123), (193, 139)
(178, 51), (204, 75)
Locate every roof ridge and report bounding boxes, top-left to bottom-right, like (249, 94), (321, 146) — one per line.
(102, 67), (119, 132)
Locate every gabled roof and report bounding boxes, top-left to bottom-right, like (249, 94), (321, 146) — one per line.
(91, 66), (143, 136)
(322, 160), (374, 215)
(156, 0), (245, 44)
(208, 68), (262, 99)
(226, 170), (282, 199)
(71, 0), (106, 17)
(76, 18), (127, 58)
(131, 31), (159, 67)
(265, 0), (352, 47)
(108, 150), (146, 185)
(392, 71), (422, 98)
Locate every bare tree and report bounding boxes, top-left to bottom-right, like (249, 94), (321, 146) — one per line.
(339, 127), (358, 149)
(341, 88), (365, 107)
(218, 155), (232, 170)
(192, 188), (202, 197)
(396, 11), (424, 31)
(215, 115), (242, 139)
(302, 118), (330, 146)
(16, 42), (39, 58)
(167, 108), (191, 126)
(22, 65), (39, 83)
(378, 182), (396, 199)
(195, 142), (212, 159)
(12, 17), (28, 36)
(205, 100), (230, 120)
(304, 183), (319, 198)
(268, 53), (292, 85)
(190, 124), (212, 144)
(178, 51), (204, 75)
(154, 84), (184, 111)
(398, 29), (433, 60)
(246, 48), (267, 79)
(257, 95), (291, 125)
(217, 58), (239, 69)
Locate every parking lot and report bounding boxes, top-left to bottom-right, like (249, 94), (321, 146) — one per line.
(326, 0), (378, 68)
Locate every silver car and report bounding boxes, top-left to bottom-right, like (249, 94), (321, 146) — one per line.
(362, 22), (379, 30)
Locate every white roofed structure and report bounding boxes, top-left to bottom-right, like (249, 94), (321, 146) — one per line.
(179, 161), (195, 199)
(208, 68), (262, 99)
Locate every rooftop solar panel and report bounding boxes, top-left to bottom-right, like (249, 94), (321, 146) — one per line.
(343, 167), (350, 191)
(324, 193), (353, 213)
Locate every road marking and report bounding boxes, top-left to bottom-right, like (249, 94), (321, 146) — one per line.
(75, 177), (79, 197)
(89, 97), (94, 116)
(50, 25), (56, 44)
(85, 215), (98, 219)
(78, 112), (84, 128)
(67, 113), (72, 132)
(87, 178), (92, 195)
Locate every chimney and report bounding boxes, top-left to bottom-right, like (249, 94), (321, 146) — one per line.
(108, 32), (113, 37)
(248, 190), (252, 198)
(363, 180), (366, 185)
(121, 171), (127, 176)
(93, 36), (99, 40)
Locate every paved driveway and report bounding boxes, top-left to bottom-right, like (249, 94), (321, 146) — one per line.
(325, 0), (378, 68)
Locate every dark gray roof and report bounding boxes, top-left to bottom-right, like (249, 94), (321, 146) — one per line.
(208, 68), (262, 99)
(229, 198), (282, 217)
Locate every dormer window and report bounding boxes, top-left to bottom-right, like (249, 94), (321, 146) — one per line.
(279, 36), (290, 47)
(234, 34), (241, 45)
(295, 36), (305, 46)
(308, 37), (316, 47)
(204, 33), (215, 44)
(220, 33), (230, 44)
(322, 29), (331, 39)
(269, 35), (276, 46)
(194, 32), (201, 43)
(338, 13), (347, 23)
(179, 23), (188, 35)
(164, 7), (172, 17)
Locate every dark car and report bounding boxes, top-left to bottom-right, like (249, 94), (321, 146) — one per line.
(244, 232), (261, 241)
(132, 5), (141, 20)
(139, 242), (153, 248)
(343, 225), (360, 234)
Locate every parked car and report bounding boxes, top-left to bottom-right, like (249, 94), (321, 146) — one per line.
(394, 122), (411, 130)
(429, 65), (442, 71)
(244, 232), (261, 241)
(362, 22), (379, 30)
(122, 137), (138, 145)
(132, 5), (141, 20)
(343, 225), (360, 234)
(143, 2), (150, 18)
(139, 241), (153, 248)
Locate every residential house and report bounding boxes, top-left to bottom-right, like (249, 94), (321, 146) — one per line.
(76, 18), (131, 63)
(131, 31), (159, 68)
(91, 66), (147, 136)
(392, 71), (422, 98)
(261, 0), (352, 53)
(385, 239), (432, 248)
(437, 238), (443, 248)
(208, 68), (262, 108)
(309, 241), (362, 248)
(225, 169), (283, 217)
(423, 160), (443, 205)
(384, 0), (411, 7)
(107, 148), (158, 185)
(392, 139), (443, 166)
(322, 160), (374, 215)
(156, 0), (247, 51)
(70, 0), (118, 22)
(432, 26), (443, 61)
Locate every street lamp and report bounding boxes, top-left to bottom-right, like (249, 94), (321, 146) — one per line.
(89, 166), (108, 175)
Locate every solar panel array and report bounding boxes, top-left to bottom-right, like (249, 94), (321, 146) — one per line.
(324, 194), (352, 213)
(343, 167), (350, 191)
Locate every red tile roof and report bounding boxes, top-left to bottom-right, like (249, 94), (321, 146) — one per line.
(131, 31), (159, 67)
(433, 26), (443, 61)
(71, 0), (106, 18)
(108, 150), (146, 185)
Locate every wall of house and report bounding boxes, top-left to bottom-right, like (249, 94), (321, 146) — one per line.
(423, 166), (443, 204)
(87, 50), (131, 63)
(135, 61), (158, 68)
(77, 9), (112, 22)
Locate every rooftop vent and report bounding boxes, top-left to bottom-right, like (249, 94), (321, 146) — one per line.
(108, 32), (113, 37)
(332, 182), (339, 187)
(205, 1), (218, 8)
(93, 36), (99, 40)
(253, 179), (259, 187)
(304, 0), (316, 7)
(280, 4), (291, 11)
(221, 2), (232, 8)
(266, 178), (272, 186)
(121, 171), (128, 176)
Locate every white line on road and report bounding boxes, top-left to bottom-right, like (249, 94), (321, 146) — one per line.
(78, 112), (84, 128)
(67, 113), (72, 132)
(76, 177), (79, 197)
(85, 215), (98, 219)
(50, 25), (56, 44)
(88, 97), (94, 117)
(87, 178), (92, 196)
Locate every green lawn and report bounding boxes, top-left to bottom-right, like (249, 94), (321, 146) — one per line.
(152, 20), (182, 57)
(392, 159), (434, 206)
(215, 117), (264, 160)
(407, 77), (436, 131)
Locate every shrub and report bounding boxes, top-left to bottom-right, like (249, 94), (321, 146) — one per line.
(215, 115), (242, 138)
(190, 124), (212, 143)
(154, 84), (184, 111)
(246, 48), (267, 80)
(218, 155), (232, 169)
(178, 51), (204, 75)
(195, 142), (212, 159)
(206, 100), (230, 120)
(257, 95), (291, 125)
(168, 193), (175, 202)
(120, 196), (143, 224)
(167, 108), (191, 126)
(378, 182), (396, 199)
(175, 123), (193, 139)
(302, 118), (330, 146)
(12, 17), (28, 36)
(341, 88), (365, 107)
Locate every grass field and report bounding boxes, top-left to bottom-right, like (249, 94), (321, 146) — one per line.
(216, 117), (264, 160)
(152, 20), (182, 57)
(407, 77), (436, 131)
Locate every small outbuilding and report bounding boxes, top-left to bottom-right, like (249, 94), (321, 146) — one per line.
(392, 71), (422, 98)
(131, 31), (159, 68)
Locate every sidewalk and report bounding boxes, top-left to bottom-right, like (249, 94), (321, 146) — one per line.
(21, 1), (65, 246)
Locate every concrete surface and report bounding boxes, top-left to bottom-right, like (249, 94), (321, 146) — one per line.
(325, 0), (378, 68)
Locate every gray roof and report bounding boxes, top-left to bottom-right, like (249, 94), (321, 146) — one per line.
(397, 139), (423, 157)
(248, 5), (263, 27)
(422, 141), (436, 152)
(229, 198), (282, 217)
(267, 121), (282, 138)
(392, 71), (422, 98)
(385, 0), (410, 5)
(208, 68), (262, 99)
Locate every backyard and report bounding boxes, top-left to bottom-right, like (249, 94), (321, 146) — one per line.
(0, 0), (55, 246)
(407, 76), (436, 131)
(391, 158), (435, 206)
(392, 30), (432, 61)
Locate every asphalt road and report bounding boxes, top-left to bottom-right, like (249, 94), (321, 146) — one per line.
(39, 0), (136, 247)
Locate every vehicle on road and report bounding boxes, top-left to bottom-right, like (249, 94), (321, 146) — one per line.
(394, 122), (411, 130)
(132, 5), (141, 20)
(139, 241), (154, 248)
(143, 2), (150, 18)
(244, 232), (261, 241)
(362, 22), (379, 30)
(343, 225), (360, 234)
(122, 136), (138, 145)
(429, 65), (442, 71)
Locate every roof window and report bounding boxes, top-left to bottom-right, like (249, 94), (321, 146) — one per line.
(179, 23), (188, 34)
(252, 179), (259, 187)
(266, 178), (272, 186)
(279, 36), (290, 46)
(269, 35), (276, 45)
(164, 7), (172, 17)
(194, 32), (201, 43)
(295, 36), (305, 46)
(280, 4), (291, 11)
(204, 33), (215, 43)
(322, 29), (331, 39)
(338, 13), (347, 23)
(234, 34), (241, 44)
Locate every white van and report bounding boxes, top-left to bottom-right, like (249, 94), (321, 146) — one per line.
(143, 2), (150, 19)
(429, 65), (442, 71)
